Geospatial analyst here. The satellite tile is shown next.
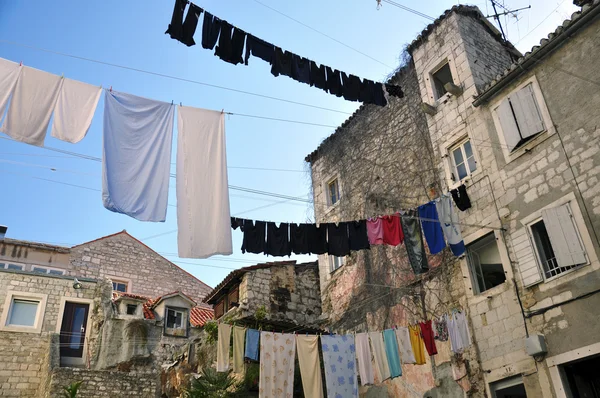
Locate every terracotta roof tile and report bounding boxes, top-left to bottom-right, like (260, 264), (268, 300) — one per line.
(190, 306), (214, 327)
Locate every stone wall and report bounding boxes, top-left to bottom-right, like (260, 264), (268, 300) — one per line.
(46, 367), (159, 398)
(0, 270), (100, 397)
(69, 232), (213, 303)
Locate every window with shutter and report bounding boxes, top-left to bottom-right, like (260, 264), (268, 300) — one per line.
(214, 301), (224, 319)
(513, 227), (543, 287)
(541, 204), (587, 268)
(496, 98), (522, 152)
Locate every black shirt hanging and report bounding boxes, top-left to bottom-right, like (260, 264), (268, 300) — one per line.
(231, 217), (244, 230)
(451, 184), (472, 211)
(271, 47), (294, 78)
(359, 79), (375, 104)
(244, 34), (275, 65)
(290, 223), (311, 255)
(348, 220), (370, 251)
(215, 22), (246, 65)
(308, 224), (328, 255)
(201, 12), (221, 50)
(341, 73), (361, 102)
(309, 61), (327, 91)
(266, 222), (291, 257)
(165, 0), (186, 41)
(373, 83), (387, 107)
(292, 55), (311, 85)
(326, 67), (343, 97)
(385, 84), (404, 98)
(241, 220), (266, 254)
(326, 222), (350, 257)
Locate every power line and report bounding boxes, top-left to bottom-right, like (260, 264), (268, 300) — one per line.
(379, 0), (435, 21)
(251, 0), (394, 69)
(514, 0), (566, 45)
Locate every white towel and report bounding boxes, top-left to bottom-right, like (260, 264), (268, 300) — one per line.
(51, 78), (101, 143)
(369, 332), (391, 382)
(176, 106), (232, 258)
(3, 66), (62, 146)
(259, 332), (296, 398)
(217, 323), (232, 372)
(0, 58), (21, 124)
(102, 90), (174, 222)
(395, 327), (416, 364)
(355, 333), (374, 385)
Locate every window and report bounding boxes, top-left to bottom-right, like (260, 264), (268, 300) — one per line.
(166, 308), (184, 329)
(32, 266), (65, 276)
(329, 256), (345, 273)
(8, 299), (39, 327)
(466, 233), (506, 294)
(431, 62), (454, 99)
(1, 291), (47, 333)
(495, 83), (545, 152)
(327, 178), (341, 206)
(126, 304), (138, 315)
(490, 375), (527, 398)
(529, 204), (587, 280)
(112, 281), (128, 293)
(562, 355), (600, 397)
(0, 263), (24, 271)
(450, 139), (477, 181)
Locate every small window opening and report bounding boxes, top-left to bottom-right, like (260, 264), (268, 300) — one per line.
(126, 304), (137, 315)
(432, 62), (454, 99)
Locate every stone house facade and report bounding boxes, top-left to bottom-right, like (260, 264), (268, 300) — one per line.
(204, 261), (322, 330)
(306, 1), (600, 397)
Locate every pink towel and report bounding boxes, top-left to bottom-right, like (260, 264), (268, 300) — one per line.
(367, 218), (384, 245)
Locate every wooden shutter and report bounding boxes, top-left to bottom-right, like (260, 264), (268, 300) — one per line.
(511, 84), (545, 139)
(228, 286), (239, 306)
(512, 227), (543, 287)
(496, 98), (521, 152)
(542, 204), (587, 267)
(214, 300), (224, 319)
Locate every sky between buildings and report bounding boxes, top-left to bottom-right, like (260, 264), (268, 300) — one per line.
(0, 0), (578, 288)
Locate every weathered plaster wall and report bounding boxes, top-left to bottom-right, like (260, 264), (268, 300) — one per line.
(0, 240), (70, 271)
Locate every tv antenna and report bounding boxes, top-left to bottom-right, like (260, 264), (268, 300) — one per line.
(487, 0), (531, 42)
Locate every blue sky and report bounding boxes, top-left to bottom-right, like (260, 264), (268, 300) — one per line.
(0, 0), (577, 288)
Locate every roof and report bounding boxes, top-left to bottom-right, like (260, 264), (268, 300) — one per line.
(151, 290), (197, 308)
(406, 5), (519, 55)
(190, 307), (214, 327)
(474, 0), (600, 106)
(203, 260), (318, 304)
(0, 238), (70, 254)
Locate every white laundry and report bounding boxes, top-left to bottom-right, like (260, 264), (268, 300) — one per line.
(0, 58), (21, 125)
(51, 78), (101, 143)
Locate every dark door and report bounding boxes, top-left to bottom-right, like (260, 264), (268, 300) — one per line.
(564, 355), (600, 397)
(59, 302), (89, 358)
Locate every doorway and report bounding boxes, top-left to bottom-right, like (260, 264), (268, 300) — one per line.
(562, 355), (600, 397)
(490, 375), (528, 398)
(59, 302), (89, 366)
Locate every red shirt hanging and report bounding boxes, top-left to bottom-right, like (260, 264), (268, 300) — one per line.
(419, 320), (438, 356)
(382, 213), (404, 246)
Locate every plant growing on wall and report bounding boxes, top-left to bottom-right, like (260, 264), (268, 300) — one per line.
(182, 368), (239, 398)
(203, 321), (218, 344)
(62, 381), (83, 398)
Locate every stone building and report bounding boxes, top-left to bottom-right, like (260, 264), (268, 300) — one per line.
(204, 261), (322, 330)
(0, 232), (214, 397)
(306, 1), (600, 397)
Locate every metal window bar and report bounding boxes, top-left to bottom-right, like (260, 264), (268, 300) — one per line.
(543, 256), (579, 279)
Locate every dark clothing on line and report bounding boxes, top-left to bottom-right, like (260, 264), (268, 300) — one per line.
(309, 61), (327, 91)
(341, 73), (361, 102)
(241, 220), (266, 254)
(419, 321), (438, 356)
(326, 222), (350, 257)
(308, 224), (328, 255)
(401, 210), (430, 275)
(165, 0), (186, 41)
(385, 84), (404, 98)
(266, 222), (291, 257)
(244, 34), (275, 65)
(215, 22), (245, 65)
(348, 220), (370, 251)
(271, 47), (293, 78)
(326, 67), (343, 97)
(451, 184), (472, 211)
(359, 79), (375, 104)
(290, 223), (311, 255)
(231, 217), (244, 230)
(418, 202), (446, 255)
(373, 83), (387, 106)
(201, 12), (221, 50)
(292, 55), (311, 85)
(180, 4), (202, 46)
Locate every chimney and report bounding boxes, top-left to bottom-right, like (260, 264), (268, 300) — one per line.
(0, 225), (7, 240)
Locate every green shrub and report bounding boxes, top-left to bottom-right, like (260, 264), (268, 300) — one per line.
(62, 381), (83, 398)
(182, 368), (239, 398)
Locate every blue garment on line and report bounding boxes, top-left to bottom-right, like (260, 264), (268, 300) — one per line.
(102, 90), (174, 222)
(244, 328), (260, 361)
(418, 201), (447, 255)
(383, 329), (402, 378)
(321, 335), (358, 398)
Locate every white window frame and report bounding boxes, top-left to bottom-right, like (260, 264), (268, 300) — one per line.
(490, 75), (556, 164)
(448, 137), (478, 184)
(489, 375), (527, 398)
(31, 265), (65, 276)
(329, 255), (345, 273)
(547, 341), (600, 398)
(0, 261), (25, 271)
(166, 307), (185, 329)
(465, 232), (507, 295)
(0, 291), (48, 334)
(430, 60), (454, 100)
(519, 192), (598, 290)
(324, 176), (341, 208)
(423, 56), (460, 105)
(111, 278), (132, 293)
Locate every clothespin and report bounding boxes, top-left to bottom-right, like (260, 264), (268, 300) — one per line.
(109, 86), (112, 93)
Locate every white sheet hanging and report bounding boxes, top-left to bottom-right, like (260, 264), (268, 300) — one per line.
(0, 58), (21, 124)
(176, 106), (232, 258)
(51, 78), (101, 143)
(102, 90), (174, 222)
(3, 66), (62, 146)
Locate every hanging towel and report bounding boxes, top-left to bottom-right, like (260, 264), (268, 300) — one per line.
(244, 34), (275, 65)
(0, 58), (21, 125)
(201, 12), (221, 50)
(233, 326), (246, 374)
(348, 220), (370, 251)
(241, 220), (266, 254)
(308, 223), (328, 255)
(448, 312), (472, 353)
(436, 196), (466, 256)
(177, 106), (232, 257)
(355, 333), (374, 386)
(296, 335), (324, 398)
(265, 222), (291, 257)
(259, 332), (296, 398)
(419, 320), (438, 356)
(3, 66), (62, 147)
(408, 325), (427, 365)
(245, 328), (260, 361)
(321, 335), (358, 398)
(401, 210), (430, 275)
(369, 332), (391, 382)
(326, 222), (350, 256)
(418, 201), (447, 255)
(395, 327), (416, 364)
(290, 223), (311, 255)
(51, 78), (101, 143)
(367, 218), (384, 245)
(102, 91), (174, 222)
(382, 213), (404, 246)
(383, 329), (402, 378)
(451, 184), (472, 211)
(217, 323), (232, 372)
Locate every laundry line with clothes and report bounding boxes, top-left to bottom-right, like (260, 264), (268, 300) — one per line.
(215, 310), (472, 397)
(164, 0), (405, 107)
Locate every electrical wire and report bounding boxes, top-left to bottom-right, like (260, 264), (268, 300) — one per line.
(379, 0), (435, 21)
(514, 0), (567, 45)
(250, 0), (393, 69)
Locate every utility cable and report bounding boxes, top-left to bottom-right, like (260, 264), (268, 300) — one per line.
(514, 0), (566, 45)
(380, 0), (435, 21)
